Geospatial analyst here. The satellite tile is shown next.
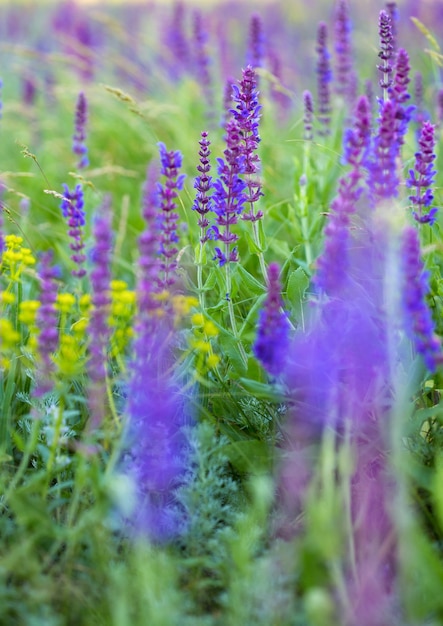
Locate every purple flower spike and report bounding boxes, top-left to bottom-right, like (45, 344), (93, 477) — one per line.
(385, 2), (398, 53)
(231, 65), (264, 221)
(316, 96), (372, 295)
(192, 10), (214, 113)
(253, 262), (290, 377)
(60, 183), (87, 278)
(156, 142), (186, 289)
(401, 226), (443, 372)
(378, 11), (394, 92)
(316, 22), (332, 137)
(123, 321), (187, 542)
(72, 92), (89, 169)
(407, 121), (437, 225)
(334, 0), (353, 98)
(35, 250), (59, 395)
(247, 13), (265, 70)
(138, 162), (161, 315)
(368, 98), (399, 201)
(88, 196), (113, 428)
(211, 119), (247, 265)
(437, 89), (443, 128)
(192, 131), (213, 243)
(389, 48), (414, 147)
(303, 90), (314, 141)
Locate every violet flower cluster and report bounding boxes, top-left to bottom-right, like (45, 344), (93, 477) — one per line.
(377, 10), (394, 92)
(192, 11), (214, 113)
(156, 142), (186, 289)
(316, 22), (332, 136)
(388, 48), (414, 148)
(401, 226), (443, 371)
(35, 250), (59, 395)
(211, 119), (247, 266)
(316, 95), (371, 295)
(72, 92), (89, 169)
(303, 90), (314, 141)
(334, 0), (353, 98)
(253, 262), (290, 377)
(60, 183), (87, 278)
(247, 13), (265, 70)
(231, 65), (263, 221)
(192, 131), (213, 244)
(368, 98), (399, 201)
(407, 121), (438, 225)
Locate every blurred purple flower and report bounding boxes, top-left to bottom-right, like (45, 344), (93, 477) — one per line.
(401, 226), (443, 371)
(407, 121), (437, 225)
(334, 0), (353, 98)
(303, 90), (314, 141)
(191, 10), (214, 114)
(247, 13), (265, 70)
(253, 262), (290, 376)
(316, 22), (332, 137)
(368, 98), (399, 201)
(156, 142), (186, 289)
(72, 92), (89, 169)
(35, 250), (59, 396)
(388, 48), (414, 148)
(385, 1), (398, 54)
(88, 196), (113, 428)
(316, 96), (371, 295)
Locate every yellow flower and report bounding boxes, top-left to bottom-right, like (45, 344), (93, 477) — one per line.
(18, 300), (41, 326)
(110, 280), (128, 292)
(206, 354), (220, 369)
(203, 320), (218, 337)
(191, 312), (205, 327)
(56, 293), (76, 313)
(0, 319), (20, 348)
(1, 292), (15, 305)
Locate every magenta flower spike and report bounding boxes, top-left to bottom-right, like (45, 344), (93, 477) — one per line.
(407, 121), (438, 225)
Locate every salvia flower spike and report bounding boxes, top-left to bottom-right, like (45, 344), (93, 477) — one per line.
(378, 10), (394, 95)
(334, 0), (353, 98)
(35, 251), (59, 395)
(316, 22), (332, 137)
(407, 121), (438, 225)
(253, 262), (290, 377)
(156, 142), (186, 290)
(88, 196), (113, 428)
(401, 226), (443, 371)
(72, 92), (89, 169)
(60, 183), (87, 278)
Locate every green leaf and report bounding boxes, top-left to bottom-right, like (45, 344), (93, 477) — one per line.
(286, 267), (309, 318)
(218, 440), (272, 473)
(235, 264), (266, 296)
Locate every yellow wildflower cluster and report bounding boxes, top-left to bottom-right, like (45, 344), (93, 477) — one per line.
(1, 234), (36, 281)
(109, 280), (135, 358)
(0, 318), (20, 368)
(190, 312), (220, 372)
(18, 300), (41, 354)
